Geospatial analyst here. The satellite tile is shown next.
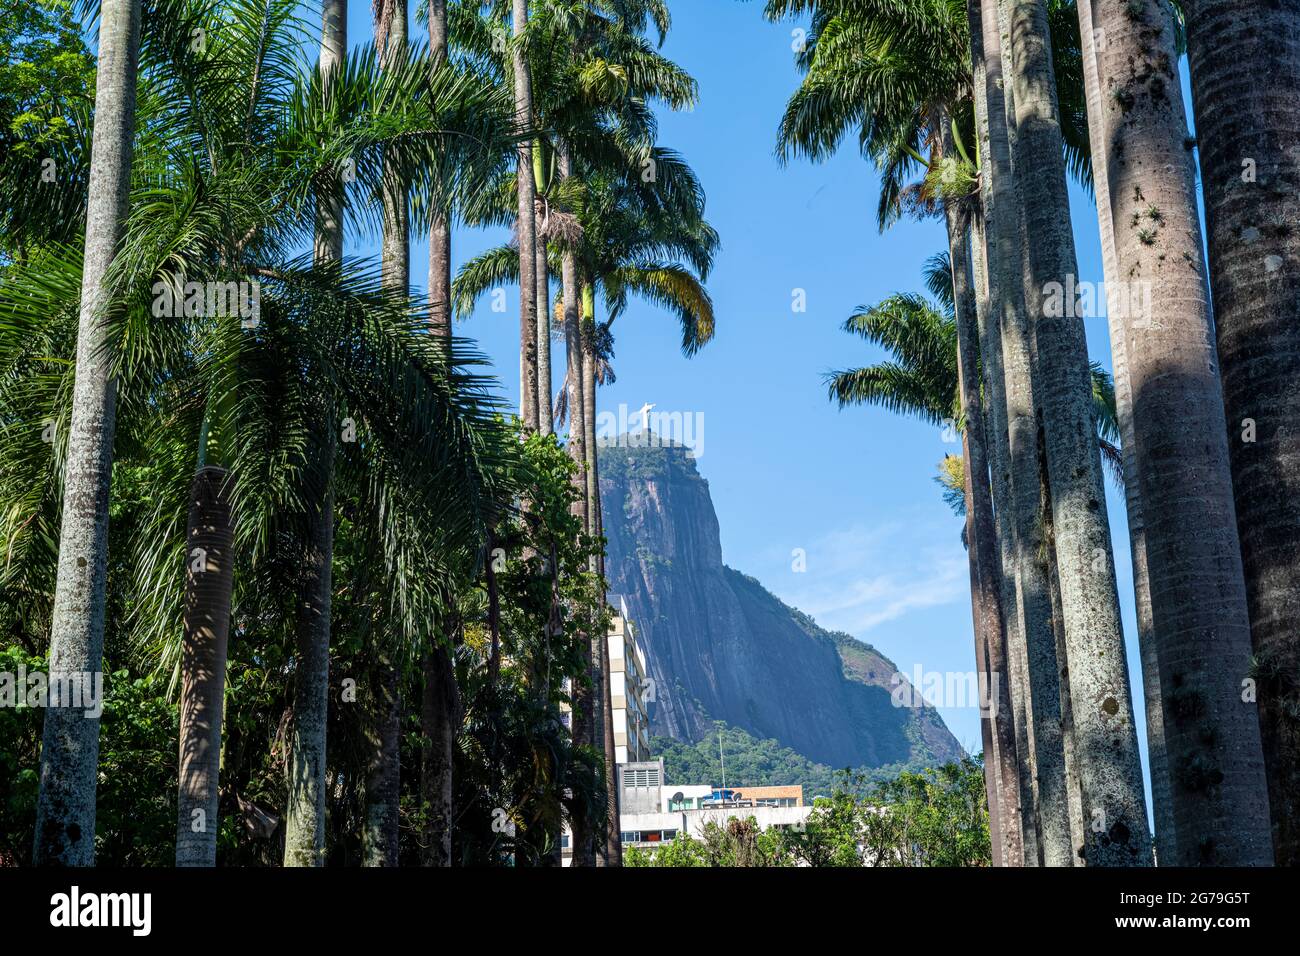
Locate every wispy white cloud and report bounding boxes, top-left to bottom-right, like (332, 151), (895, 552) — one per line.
(755, 515), (968, 635)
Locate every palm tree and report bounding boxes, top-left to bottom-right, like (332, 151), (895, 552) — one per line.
(428, 0), (452, 337)
(1080, 0), (1271, 867)
(511, 0), (540, 429)
(768, 0), (1100, 865)
(32, 0), (142, 867)
(1000, 0), (1150, 866)
(1182, 0), (1300, 867)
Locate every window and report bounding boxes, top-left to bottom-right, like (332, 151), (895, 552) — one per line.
(621, 832), (640, 843)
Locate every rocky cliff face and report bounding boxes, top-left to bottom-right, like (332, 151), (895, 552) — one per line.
(600, 441), (963, 770)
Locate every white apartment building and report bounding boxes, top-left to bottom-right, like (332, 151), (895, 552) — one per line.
(607, 601), (651, 764)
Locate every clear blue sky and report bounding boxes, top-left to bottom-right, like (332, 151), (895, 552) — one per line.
(347, 1), (1152, 797)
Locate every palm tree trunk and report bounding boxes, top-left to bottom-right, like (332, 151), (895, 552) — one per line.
(1002, 0), (1152, 866)
(1183, 0), (1300, 867)
(536, 231), (554, 434)
(428, 0), (452, 337)
(363, 658), (400, 866)
(981, 0), (1073, 865)
(1075, 0), (1173, 863)
(965, 37), (1028, 865)
(174, 465), (235, 867)
(421, 640), (458, 866)
(284, 485), (334, 867)
(33, 0), (141, 867)
(285, 0), (345, 867)
(360, 0), (408, 870)
(511, 0), (539, 429)
(949, 206), (1019, 868)
(580, 290), (619, 865)
(1090, 0), (1271, 865)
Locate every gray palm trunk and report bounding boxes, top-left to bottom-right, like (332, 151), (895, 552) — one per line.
(284, 0), (345, 867)
(560, 148), (596, 867)
(33, 0), (141, 867)
(1075, 0), (1174, 862)
(1090, 0), (1271, 865)
(536, 222), (554, 434)
(580, 305), (619, 865)
(420, 643), (457, 865)
(1183, 0), (1300, 866)
(362, 659), (400, 866)
(948, 202), (1019, 867)
(980, 0), (1073, 865)
(428, 0), (452, 337)
(421, 0), (458, 868)
(512, 0), (539, 429)
(966, 18), (1032, 866)
(1001, 0), (1151, 866)
(362, 2), (409, 868)
(174, 465), (236, 867)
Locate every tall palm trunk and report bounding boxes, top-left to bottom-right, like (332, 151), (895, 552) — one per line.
(580, 287), (618, 865)
(284, 0), (345, 868)
(1092, 0), (1271, 865)
(1002, 0), (1151, 866)
(979, 0), (1072, 865)
(174, 464), (235, 866)
(420, 0), (458, 868)
(511, 0), (539, 429)
(535, 144), (554, 434)
(560, 147), (595, 867)
(33, 0), (141, 867)
(948, 204), (1019, 867)
(421, 638), (458, 865)
(966, 27), (1029, 866)
(363, 0), (408, 867)
(428, 0), (452, 337)
(1183, 0), (1300, 866)
(1074, 0), (1171, 863)
(362, 657), (400, 866)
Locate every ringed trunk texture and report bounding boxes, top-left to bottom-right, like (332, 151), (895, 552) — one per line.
(966, 20), (1029, 865)
(428, 0), (452, 337)
(380, 0), (409, 299)
(284, 0), (345, 868)
(512, 0), (539, 429)
(985, 0), (1070, 865)
(420, 644), (457, 866)
(1184, 0), (1300, 866)
(175, 466), (236, 867)
(283, 487), (335, 866)
(1095, 0), (1271, 865)
(1003, 0), (1152, 866)
(536, 231), (553, 434)
(33, 0), (141, 867)
(363, 660), (400, 867)
(949, 209), (1017, 868)
(1074, 0), (1173, 862)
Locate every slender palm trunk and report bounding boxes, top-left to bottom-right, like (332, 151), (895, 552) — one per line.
(535, 144), (554, 434)
(1184, 0), (1300, 867)
(580, 289), (618, 864)
(560, 149), (595, 867)
(1089, 0), (1271, 865)
(965, 32), (1029, 864)
(982, 0), (1071, 865)
(361, 0), (408, 868)
(1074, 0), (1172, 863)
(362, 658), (400, 867)
(421, 640), (458, 865)
(512, 1), (539, 429)
(33, 0), (141, 867)
(284, 0), (345, 867)
(1002, 0), (1151, 866)
(174, 465), (235, 866)
(948, 206), (1018, 868)
(428, 0), (452, 337)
